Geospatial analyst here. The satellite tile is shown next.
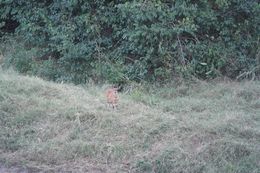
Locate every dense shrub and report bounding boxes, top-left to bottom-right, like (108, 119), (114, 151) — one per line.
(0, 0), (259, 83)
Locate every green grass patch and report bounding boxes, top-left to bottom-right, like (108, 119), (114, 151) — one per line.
(0, 69), (259, 172)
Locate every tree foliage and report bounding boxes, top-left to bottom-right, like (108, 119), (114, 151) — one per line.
(1, 0), (259, 83)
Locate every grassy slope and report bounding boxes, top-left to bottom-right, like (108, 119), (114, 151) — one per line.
(0, 70), (259, 173)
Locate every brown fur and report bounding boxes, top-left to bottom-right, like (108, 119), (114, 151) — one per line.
(105, 87), (119, 109)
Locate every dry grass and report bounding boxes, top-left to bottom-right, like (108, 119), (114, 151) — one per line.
(0, 69), (259, 173)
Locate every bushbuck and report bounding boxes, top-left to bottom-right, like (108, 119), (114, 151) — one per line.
(105, 86), (119, 109)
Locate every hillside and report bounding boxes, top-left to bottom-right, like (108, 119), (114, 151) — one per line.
(0, 70), (259, 173)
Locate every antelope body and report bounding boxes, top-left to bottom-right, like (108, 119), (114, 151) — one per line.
(105, 87), (119, 109)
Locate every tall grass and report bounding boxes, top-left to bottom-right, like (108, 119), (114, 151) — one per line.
(0, 69), (259, 172)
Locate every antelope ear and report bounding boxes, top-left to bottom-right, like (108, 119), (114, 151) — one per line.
(116, 84), (123, 92)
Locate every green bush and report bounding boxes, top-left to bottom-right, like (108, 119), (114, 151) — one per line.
(1, 39), (37, 74)
(0, 0), (259, 83)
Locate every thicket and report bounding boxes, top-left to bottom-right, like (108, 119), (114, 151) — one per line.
(0, 0), (259, 84)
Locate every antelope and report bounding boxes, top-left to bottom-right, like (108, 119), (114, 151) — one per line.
(105, 86), (119, 109)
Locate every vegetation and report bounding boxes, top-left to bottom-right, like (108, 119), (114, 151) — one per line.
(0, 69), (259, 172)
(0, 1), (259, 172)
(1, 0), (259, 83)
